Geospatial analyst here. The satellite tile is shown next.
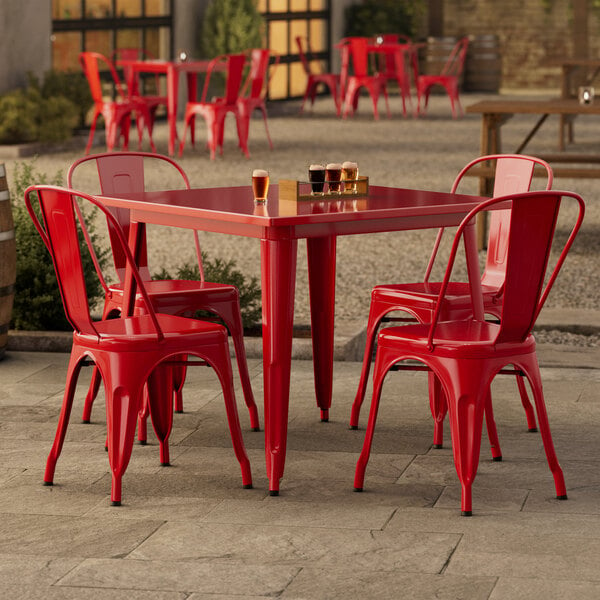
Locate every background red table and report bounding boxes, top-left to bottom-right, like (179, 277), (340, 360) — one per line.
(100, 184), (487, 494)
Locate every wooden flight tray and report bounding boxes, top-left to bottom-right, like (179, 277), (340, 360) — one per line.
(279, 175), (369, 201)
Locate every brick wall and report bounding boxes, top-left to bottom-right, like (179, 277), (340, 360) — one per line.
(439, 0), (600, 92)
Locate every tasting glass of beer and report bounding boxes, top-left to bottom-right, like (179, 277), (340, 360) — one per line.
(252, 169), (269, 202)
(326, 163), (343, 193)
(309, 164), (326, 195)
(342, 161), (358, 193)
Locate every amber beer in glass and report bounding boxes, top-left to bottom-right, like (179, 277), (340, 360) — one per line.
(342, 161), (358, 193)
(309, 164), (326, 195)
(326, 163), (343, 193)
(252, 169), (269, 202)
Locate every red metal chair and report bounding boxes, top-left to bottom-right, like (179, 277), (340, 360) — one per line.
(111, 47), (167, 153)
(351, 155), (554, 449)
(179, 53), (248, 159)
(236, 48), (280, 151)
(24, 185), (253, 506)
(296, 35), (341, 116)
(354, 189), (585, 515)
(416, 37), (469, 118)
(67, 152), (260, 441)
(340, 37), (391, 120)
(79, 52), (138, 154)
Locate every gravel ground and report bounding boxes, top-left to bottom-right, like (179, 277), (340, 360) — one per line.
(6, 92), (599, 343)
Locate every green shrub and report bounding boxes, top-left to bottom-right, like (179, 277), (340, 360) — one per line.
(0, 70), (83, 145)
(200, 0), (264, 58)
(344, 0), (424, 39)
(154, 255), (262, 329)
(10, 161), (108, 331)
(0, 90), (38, 144)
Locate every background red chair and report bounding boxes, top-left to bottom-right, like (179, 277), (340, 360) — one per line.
(351, 154), (554, 450)
(416, 36), (469, 118)
(68, 152), (260, 442)
(296, 35), (341, 116)
(354, 189), (585, 515)
(25, 185), (253, 506)
(112, 47), (167, 152)
(79, 51), (137, 154)
(179, 53), (248, 159)
(340, 37), (390, 120)
(236, 48), (280, 151)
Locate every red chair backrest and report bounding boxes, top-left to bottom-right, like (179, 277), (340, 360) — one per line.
(241, 49), (278, 100)
(23, 185), (162, 339)
(79, 51), (127, 105)
(441, 37), (469, 77)
(68, 152), (190, 285)
(347, 37), (370, 78)
(451, 155), (553, 291)
(295, 36), (312, 75)
(223, 53), (247, 104)
(428, 190), (584, 348)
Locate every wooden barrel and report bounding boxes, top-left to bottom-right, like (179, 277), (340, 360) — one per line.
(0, 163), (16, 359)
(465, 34), (502, 92)
(419, 36), (464, 93)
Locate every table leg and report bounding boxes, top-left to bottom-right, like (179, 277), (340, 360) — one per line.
(166, 66), (179, 156)
(306, 236), (336, 422)
(260, 237), (298, 495)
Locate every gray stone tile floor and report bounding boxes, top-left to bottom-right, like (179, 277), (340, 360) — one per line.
(0, 346), (598, 599)
(2, 91), (600, 597)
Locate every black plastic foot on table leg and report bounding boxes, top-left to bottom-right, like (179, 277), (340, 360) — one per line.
(111, 500), (121, 507)
(557, 494), (568, 500)
(461, 510), (472, 517)
(138, 440), (147, 446)
(43, 481), (53, 486)
(528, 427), (538, 433)
(433, 444), (443, 449)
(81, 419), (90, 424)
(354, 487), (363, 493)
(493, 456), (503, 462)
(269, 489), (279, 497)
(251, 427), (261, 432)
(160, 462), (171, 467)
(174, 409), (183, 414)
(243, 484), (253, 489)
(349, 425), (358, 430)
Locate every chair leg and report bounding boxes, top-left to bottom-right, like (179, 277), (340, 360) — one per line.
(483, 390), (503, 461)
(146, 363), (175, 467)
(350, 306), (387, 429)
(82, 365), (102, 423)
(104, 366), (144, 506)
(207, 344), (253, 488)
(441, 361), (487, 516)
(520, 358), (567, 500)
(516, 373), (538, 431)
(428, 372), (447, 448)
(44, 353), (84, 485)
(353, 343), (393, 492)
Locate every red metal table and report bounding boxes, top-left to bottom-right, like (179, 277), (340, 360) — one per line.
(117, 59), (222, 156)
(100, 184), (486, 494)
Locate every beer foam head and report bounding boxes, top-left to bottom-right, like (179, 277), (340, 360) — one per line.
(252, 169), (268, 177)
(309, 164), (325, 170)
(326, 163), (342, 170)
(342, 161), (358, 169)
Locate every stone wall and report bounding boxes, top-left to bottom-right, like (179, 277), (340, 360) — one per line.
(439, 0), (600, 92)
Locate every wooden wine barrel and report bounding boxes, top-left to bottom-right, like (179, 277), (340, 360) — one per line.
(0, 163), (16, 359)
(465, 34), (502, 92)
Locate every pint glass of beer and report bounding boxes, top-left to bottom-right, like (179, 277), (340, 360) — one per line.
(342, 161), (358, 193)
(326, 163), (343, 193)
(252, 169), (269, 202)
(309, 164), (326, 195)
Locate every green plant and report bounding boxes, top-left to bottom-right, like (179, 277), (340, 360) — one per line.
(154, 255), (262, 329)
(0, 90), (38, 144)
(10, 161), (108, 331)
(200, 0), (265, 58)
(344, 0), (424, 39)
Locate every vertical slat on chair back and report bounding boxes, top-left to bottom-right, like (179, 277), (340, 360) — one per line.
(95, 154), (152, 283)
(349, 38), (370, 78)
(245, 49), (270, 99)
(482, 157), (537, 289)
(495, 193), (561, 343)
(28, 188), (97, 336)
(79, 53), (104, 105)
(224, 54), (247, 104)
